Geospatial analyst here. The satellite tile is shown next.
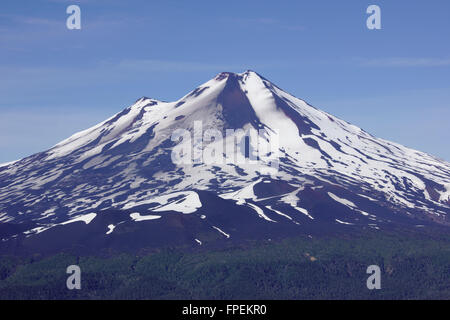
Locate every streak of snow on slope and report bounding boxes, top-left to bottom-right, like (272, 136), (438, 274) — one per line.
(246, 203), (276, 222)
(60, 213), (97, 225)
(266, 205), (293, 221)
(327, 192), (356, 208)
(24, 226), (54, 236)
(328, 192), (370, 216)
(0, 213), (13, 223)
(292, 206), (314, 220)
(130, 213), (161, 221)
(336, 219), (354, 225)
(357, 194), (378, 202)
(212, 226), (230, 238)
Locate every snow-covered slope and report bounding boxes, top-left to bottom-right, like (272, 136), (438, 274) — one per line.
(0, 71), (449, 253)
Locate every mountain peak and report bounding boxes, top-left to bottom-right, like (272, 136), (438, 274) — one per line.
(0, 71), (449, 252)
(214, 70), (263, 81)
(134, 96), (164, 105)
(214, 71), (238, 81)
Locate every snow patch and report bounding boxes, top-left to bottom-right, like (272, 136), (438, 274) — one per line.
(124, 191), (202, 214)
(0, 160), (18, 168)
(438, 183), (450, 203)
(106, 224), (115, 235)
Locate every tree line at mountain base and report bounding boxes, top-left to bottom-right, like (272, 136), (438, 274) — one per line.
(0, 228), (449, 299)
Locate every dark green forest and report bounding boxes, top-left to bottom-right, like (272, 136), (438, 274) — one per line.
(1, 229), (449, 300)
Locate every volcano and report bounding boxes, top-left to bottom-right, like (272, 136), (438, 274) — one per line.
(0, 70), (449, 255)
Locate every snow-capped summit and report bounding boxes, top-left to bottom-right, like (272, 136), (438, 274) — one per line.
(0, 71), (449, 254)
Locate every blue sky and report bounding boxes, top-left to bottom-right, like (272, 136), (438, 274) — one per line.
(1, 0), (449, 163)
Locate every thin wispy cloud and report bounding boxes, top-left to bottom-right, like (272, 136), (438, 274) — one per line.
(358, 57), (450, 67)
(116, 59), (243, 73)
(0, 13), (59, 26)
(222, 17), (305, 31)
